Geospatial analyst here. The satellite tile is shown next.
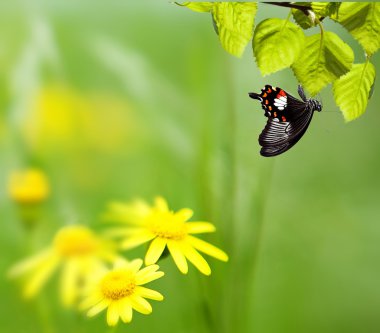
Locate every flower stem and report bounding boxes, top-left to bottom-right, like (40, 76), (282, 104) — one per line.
(243, 159), (276, 332)
(107, 326), (119, 333)
(35, 294), (56, 333)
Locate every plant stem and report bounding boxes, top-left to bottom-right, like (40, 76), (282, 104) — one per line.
(285, 10), (292, 22)
(317, 18), (324, 37)
(263, 2), (311, 15)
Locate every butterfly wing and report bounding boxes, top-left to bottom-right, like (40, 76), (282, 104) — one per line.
(259, 108), (314, 157)
(250, 85), (306, 121)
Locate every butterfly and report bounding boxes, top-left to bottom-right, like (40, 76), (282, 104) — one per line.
(248, 85), (322, 157)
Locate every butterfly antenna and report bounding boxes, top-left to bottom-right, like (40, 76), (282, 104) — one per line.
(297, 85), (307, 101)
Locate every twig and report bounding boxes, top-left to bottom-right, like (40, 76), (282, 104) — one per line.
(263, 2), (312, 15)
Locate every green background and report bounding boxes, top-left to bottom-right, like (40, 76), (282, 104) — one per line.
(1, 1), (380, 333)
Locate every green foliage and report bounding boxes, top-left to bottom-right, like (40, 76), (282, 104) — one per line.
(292, 3), (341, 30)
(333, 2), (380, 56)
(292, 10), (314, 30)
(176, 2), (213, 13)
(177, 1), (380, 120)
(212, 2), (258, 57)
(292, 32), (353, 96)
(253, 18), (304, 75)
(292, 2), (341, 29)
(292, 3), (315, 30)
(333, 62), (376, 122)
(312, 2), (341, 18)
(179, 2), (258, 57)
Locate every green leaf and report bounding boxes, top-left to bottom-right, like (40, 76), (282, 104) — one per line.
(292, 31), (354, 96)
(292, 3), (316, 30)
(176, 2), (214, 13)
(292, 3), (341, 29)
(333, 62), (376, 122)
(333, 2), (380, 56)
(177, 2), (257, 57)
(253, 18), (305, 75)
(212, 2), (258, 57)
(292, 9), (316, 29)
(311, 2), (341, 18)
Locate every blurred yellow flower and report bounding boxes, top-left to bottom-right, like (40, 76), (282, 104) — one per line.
(105, 197), (229, 275)
(81, 258), (164, 326)
(23, 85), (137, 154)
(8, 169), (50, 204)
(9, 225), (119, 307)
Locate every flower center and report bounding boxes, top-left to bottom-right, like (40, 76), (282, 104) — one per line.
(53, 226), (99, 257)
(148, 212), (187, 240)
(100, 270), (136, 300)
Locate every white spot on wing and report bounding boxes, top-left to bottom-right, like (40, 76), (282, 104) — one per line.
(274, 97), (287, 110)
(274, 98), (286, 105)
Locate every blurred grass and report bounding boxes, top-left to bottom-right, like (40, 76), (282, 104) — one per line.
(1, 1), (380, 333)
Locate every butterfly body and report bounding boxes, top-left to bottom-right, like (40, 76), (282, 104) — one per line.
(249, 85), (322, 157)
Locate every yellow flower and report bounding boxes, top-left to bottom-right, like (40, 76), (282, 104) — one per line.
(23, 85), (137, 154)
(8, 169), (50, 204)
(81, 259), (164, 326)
(106, 197), (229, 275)
(9, 225), (118, 306)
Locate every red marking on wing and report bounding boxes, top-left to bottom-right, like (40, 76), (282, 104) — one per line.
(277, 89), (286, 98)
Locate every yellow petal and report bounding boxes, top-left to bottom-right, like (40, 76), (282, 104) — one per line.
(119, 298), (133, 323)
(105, 200), (150, 225)
(8, 248), (52, 277)
(154, 196), (169, 212)
(175, 208), (193, 221)
(103, 228), (137, 238)
(136, 264), (159, 275)
(87, 298), (110, 317)
(181, 242), (211, 276)
(80, 292), (104, 310)
(186, 222), (216, 234)
(130, 199), (153, 218)
(60, 259), (79, 306)
(145, 237), (167, 265)
(187, 235), (228, 262)
(135, 286), (164, 301)
(82, 263), (108, 286)
(135, 264), (159, 283)
(107, 301), (120, 326)
(128, 259), (144, 272)
(113, 258), (129, 269)
(121, 231), (155, 250)
(129, 294), (152, 314)
(167, 240), (188, 274)
(23, 255), (60, 298)
(136, 270), (164, 285)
